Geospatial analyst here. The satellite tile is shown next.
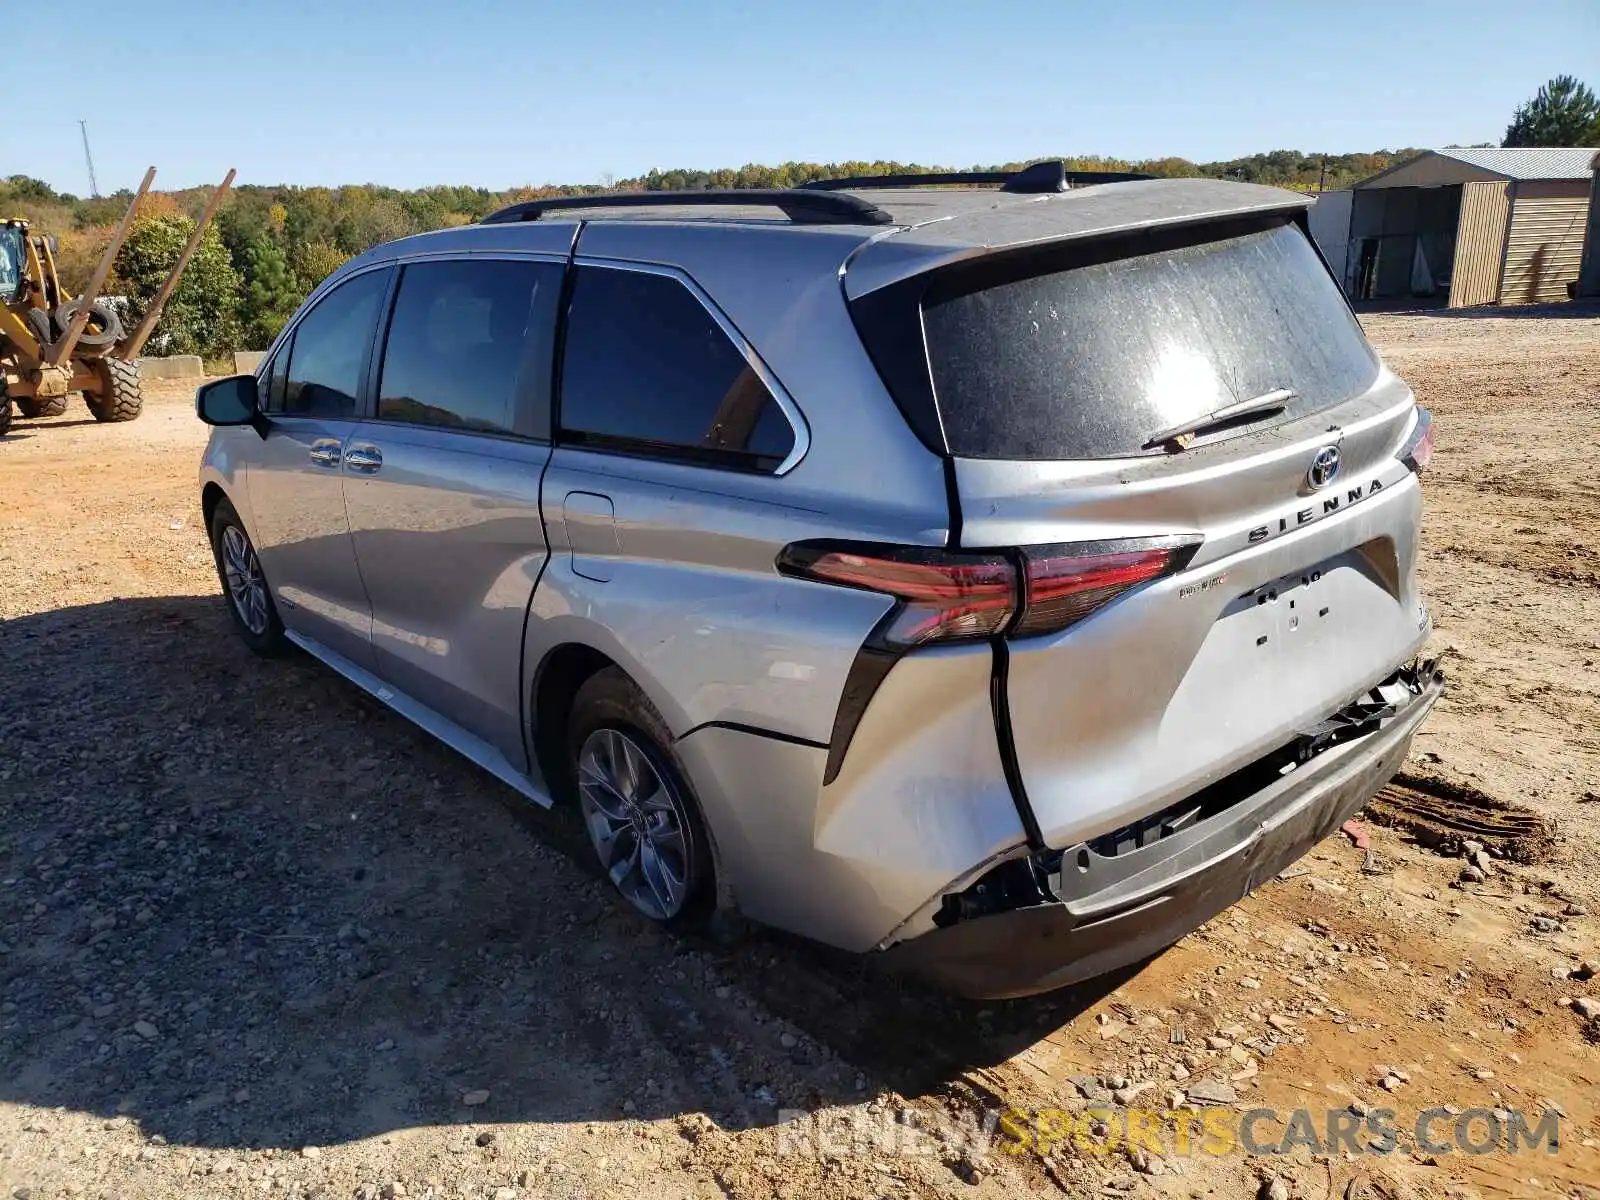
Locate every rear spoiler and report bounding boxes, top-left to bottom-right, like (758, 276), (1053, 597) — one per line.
(841, 178), (1311, 300)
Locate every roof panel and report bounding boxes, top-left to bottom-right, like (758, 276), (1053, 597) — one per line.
(1432, 147), (1597, 181)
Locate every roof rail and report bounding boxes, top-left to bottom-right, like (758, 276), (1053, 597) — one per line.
(798, 160), (1155, 195)
(480, 189), (893, 226)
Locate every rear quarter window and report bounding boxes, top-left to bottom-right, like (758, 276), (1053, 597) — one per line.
(557, 265), (796, 472)
(917, 221), (1378, 460)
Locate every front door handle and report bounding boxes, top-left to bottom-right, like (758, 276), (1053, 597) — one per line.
(308, 439), (342, 468)
(344, 445), (383, 473)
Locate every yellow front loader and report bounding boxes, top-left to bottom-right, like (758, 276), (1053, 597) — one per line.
(0, 166), (234, 437)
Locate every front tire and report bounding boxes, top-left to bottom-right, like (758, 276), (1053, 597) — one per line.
(208, 498), (285, 655)
(85, 357), (143, 423)
(0, 384), (12, 438)
(568, 668), (713, 924)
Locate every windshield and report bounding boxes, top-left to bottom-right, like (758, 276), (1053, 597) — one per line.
(0, 228), (22, 303)
(920, 221), (1379, 460)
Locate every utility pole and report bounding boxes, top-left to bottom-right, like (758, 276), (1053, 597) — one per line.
(79, 121), (100, 198)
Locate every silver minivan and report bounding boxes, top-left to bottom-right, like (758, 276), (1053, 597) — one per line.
(197, 163), (1441, 997)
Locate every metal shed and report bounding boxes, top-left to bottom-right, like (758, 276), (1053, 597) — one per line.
(1310, 147), (1597, 307)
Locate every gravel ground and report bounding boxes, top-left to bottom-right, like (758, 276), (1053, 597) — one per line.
(3, 309), (1598, 1200)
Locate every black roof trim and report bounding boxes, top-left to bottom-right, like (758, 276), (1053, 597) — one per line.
(480, 189), (893, 226)
(799, 161), (1155, 195)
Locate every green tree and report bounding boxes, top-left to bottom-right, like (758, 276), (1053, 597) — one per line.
(239, 236), (300, 350)
(1, 175), (67, 204)
(289, 240), (351, 293)
(216, 190), (279, 264)
(1504, 75), (1600, 147)
(115, 214), (241, 357)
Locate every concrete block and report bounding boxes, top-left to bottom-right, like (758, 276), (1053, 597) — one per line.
(233, 350), (267, 375)
(136, 355), (204, 380)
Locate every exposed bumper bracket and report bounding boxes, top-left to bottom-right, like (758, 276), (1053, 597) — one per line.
(883, 661), (1443, 998)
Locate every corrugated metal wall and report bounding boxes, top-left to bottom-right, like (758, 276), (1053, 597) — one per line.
(1449, 181), (1511, 307)
(1499, 180), (1591, 304)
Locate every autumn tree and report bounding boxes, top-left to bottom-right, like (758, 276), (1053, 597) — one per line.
(289, 241), (350, 293)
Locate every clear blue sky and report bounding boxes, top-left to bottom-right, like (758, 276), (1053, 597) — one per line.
(5, 0), (1597, 194)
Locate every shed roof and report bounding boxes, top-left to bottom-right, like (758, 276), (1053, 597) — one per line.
(1356, 147), (1598, 189)
(1433, 147), (1597, 180)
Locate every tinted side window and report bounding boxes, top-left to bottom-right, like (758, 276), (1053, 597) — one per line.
(377, 259), (558, 436)
(263, 342), (290, 410)
(559, 266), (795, 471)
(281, 269), (390, 419)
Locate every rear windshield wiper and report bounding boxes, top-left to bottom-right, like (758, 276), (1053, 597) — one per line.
(1144, 388), (1296, 452)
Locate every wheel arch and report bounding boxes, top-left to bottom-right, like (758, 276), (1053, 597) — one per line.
(198, 450), (256, 546)
(529, 641), (618, 804)
(200, 480), (228, 531)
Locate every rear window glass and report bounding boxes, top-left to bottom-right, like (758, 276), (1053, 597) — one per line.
(920, 222), (1378, 460)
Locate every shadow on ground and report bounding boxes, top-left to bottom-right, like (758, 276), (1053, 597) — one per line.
(0, 595), (1127, 1152)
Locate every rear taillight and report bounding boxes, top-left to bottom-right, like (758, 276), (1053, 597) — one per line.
(776, 544), (1015, 647)
(1400, 407), (1435, 473)
(777, 536), (1199, 646)
(1014, 543), (1194, 637)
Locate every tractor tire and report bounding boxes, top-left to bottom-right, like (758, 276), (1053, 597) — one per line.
(52, 299), (124, 351)
(85, 358), (144, 423)
(0, 384), (12, 438)
(17, 394), (69, 419)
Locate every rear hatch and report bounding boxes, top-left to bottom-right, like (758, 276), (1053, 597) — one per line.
(846, 186), (1432, 850)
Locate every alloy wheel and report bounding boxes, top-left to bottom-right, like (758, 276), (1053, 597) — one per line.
(577, 727), (693, 920)
(221, 524), (269, 636)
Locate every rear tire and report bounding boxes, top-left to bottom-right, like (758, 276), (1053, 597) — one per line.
(17, 394), (68, 419)
(567, 667), (714, 925)
(85, 357), (143, 423)
(0, 384), (12, 438)
(208, 497), (285, 656)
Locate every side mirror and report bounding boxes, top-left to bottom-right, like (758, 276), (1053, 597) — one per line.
(196, 374), (264, 435)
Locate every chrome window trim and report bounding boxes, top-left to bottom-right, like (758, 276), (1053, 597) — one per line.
(568, 255), (811, 476)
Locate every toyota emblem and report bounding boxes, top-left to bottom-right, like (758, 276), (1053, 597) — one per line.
(1307, 445), (1342, 490)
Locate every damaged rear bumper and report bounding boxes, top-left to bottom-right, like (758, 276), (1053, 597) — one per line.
(880, 662), (1444, 999)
